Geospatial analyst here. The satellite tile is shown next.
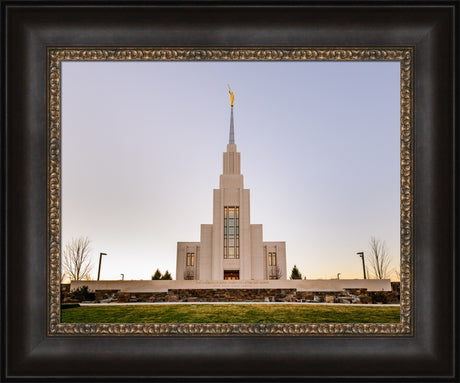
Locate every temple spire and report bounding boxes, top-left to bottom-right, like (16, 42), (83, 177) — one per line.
(229, 107), (235, 144)
(228, 85), (235, 144)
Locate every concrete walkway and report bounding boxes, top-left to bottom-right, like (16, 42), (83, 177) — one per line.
(79, 302), (400, 307)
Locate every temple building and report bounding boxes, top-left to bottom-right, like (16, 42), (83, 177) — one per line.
(176, 88), (287, 281)
(70, 89), (392, 297)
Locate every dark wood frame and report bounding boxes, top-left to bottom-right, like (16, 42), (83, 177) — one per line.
(1, 1), (456, 380)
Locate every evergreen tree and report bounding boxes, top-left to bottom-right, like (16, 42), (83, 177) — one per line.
(151, 269), (162, 280)
(290, 265), (302, 280)
(161, 270), (172, 280)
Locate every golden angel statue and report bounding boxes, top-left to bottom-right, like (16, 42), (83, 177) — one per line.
(228, 84), (235, 107)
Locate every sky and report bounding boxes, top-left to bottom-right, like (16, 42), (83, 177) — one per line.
(61, 60), (400, 281)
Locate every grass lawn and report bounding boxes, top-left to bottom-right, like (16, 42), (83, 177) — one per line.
(61, 304), (400, 323)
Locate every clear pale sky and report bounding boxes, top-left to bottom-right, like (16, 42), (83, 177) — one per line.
(61, 60), (400, 281)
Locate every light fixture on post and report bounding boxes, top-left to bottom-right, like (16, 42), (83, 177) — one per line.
(356, 251), (367, 279)
(97, 252), (107, 281)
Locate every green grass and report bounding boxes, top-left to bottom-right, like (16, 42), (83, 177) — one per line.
(61, 304), (400, 323)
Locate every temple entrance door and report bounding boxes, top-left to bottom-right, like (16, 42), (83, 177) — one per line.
(224, 270), (239, 280)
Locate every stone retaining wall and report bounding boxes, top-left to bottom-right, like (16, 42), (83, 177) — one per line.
(64, 282), (400, 304)
(110, 287), (398, 304)
(117, 292), (168, 303)
(70, 278), (392, 292)
(167, 288), (297, 302)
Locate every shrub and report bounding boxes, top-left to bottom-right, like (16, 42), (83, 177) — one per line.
(70, 285), (95, 302)
(61, 303), (81, 309)
(370, 291), (390, 304)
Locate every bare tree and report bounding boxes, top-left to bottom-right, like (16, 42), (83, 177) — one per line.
(367, 236), (392, 279)
(269, 266), (282, 280)
(62, 236), (93, 281)
(392, 267), (401, 282)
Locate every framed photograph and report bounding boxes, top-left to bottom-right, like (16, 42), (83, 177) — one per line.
(55, 49), (406, 333)
(2, 1), (456, 380)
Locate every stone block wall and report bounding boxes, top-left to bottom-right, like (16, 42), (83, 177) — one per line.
(295, 289), (369, 303)
(94, 289), (120, 300)
(85, 286), (400, 304)
(167, 288), (297, 302)
(117, 292), (168, 303)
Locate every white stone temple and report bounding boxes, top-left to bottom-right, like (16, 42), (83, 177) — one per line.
(70, 88), (392, 295)
(176, 88), (287, 281)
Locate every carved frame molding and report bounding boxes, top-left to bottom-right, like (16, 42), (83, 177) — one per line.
(47, 47), (414, 336)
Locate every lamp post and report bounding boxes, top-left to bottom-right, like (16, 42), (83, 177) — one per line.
(120, 273), (124, 281)
(356, 252), (367, 279)
(97, 252), (107, 280)
(337, 273), (341, 280)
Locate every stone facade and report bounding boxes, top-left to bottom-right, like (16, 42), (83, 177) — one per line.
(176, 107), (287, 281)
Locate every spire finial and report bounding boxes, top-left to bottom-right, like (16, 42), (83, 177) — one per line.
(228, 84), (235, 107)
(227, 85), (235, 144)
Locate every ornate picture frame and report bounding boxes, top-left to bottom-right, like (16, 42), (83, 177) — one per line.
(49, 47), (413, 337)
(2, 1), (456, 380)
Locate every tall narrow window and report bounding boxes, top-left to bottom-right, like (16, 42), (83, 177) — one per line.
(268, 252), (277, 266)
(224, 206), (239, 259)
(186, 252), (195, 266)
